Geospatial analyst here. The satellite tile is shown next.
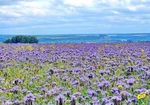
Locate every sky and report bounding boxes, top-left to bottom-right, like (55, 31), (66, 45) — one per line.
(0, 0), (150, 34)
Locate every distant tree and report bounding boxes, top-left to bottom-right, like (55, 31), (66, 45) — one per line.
(3, 35), (38, 43)
(126, 40), (133, 43)
(4, 39), (11, 43)
(138, 40), (150, 43)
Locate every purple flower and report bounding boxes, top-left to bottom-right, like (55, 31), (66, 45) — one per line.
(0, 77), (4, 82)
(131, 97), (137, 103)
(73, 68), (82, 74)
(123, 84), (130, 89)
(47, 75), (51, 80)
(98, 82), (104, 89)
(0, 56), (4, 62)
(4, 100), (13, 105)
(92, 97), (101, 105)
(13, 78), (22, 85)
(99, 70), (105, 75)
(10, 86), (19, 94)
(87, 72), (94, 79)
(112, 96), (122, 105)
(111, 87), (120, 94)
(120, 91), (131, 100)
(72, 80), (79, 86)
(63, 90), (71, 98)
(79, 76), (87, 82)
(102, 97), (111, 104)
(98, 80), (110, 88)
(106, 102), (114, 105)
(134, 89), (141, 93)
(13, 100), (20, 105)
(120, 91), (131, 96)
(125, 99), (132, 105)
(126, 78), (135, 85)
(55, 94), (65, 105)
(41, 87), (47, 94)
(103, 81), (110, 87)
(87, 89), (97, 96)
(23, 93), (36, 105)
(71, 96), (76, 105)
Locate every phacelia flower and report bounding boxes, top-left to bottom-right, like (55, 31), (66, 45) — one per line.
(126, 78), (135, 85)
(23, 93), (36, 105)
(55, 94), (65, 105)
(70, 96), (76, 105)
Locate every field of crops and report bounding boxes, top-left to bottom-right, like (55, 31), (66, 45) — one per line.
(0, 43), (150, 105)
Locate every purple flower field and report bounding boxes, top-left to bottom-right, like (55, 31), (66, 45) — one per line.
(0, 43), (150, 105)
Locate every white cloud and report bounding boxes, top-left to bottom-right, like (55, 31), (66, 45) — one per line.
(127, 6), (137, 12)
(63, 0), (95, 7)
(0, 0), (150, 34)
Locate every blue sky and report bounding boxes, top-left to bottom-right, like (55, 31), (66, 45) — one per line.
(0, 0), (150, 34)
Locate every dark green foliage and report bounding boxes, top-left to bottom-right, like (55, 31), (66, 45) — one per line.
(138, 40), (150, 43)
(3, 35), (39, 43)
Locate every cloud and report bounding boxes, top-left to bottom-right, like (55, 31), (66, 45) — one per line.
(0, 0), (150, 34)
(63, 0), (95, 7)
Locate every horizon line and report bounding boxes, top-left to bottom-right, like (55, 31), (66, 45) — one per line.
(0, 33), (150, 36)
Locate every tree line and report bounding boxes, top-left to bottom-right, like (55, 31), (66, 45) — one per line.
(3, 35), (39, 43)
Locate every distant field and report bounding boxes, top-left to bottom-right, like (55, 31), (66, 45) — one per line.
(0, 43), (150, 105)
(0, 33), (150, 43)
